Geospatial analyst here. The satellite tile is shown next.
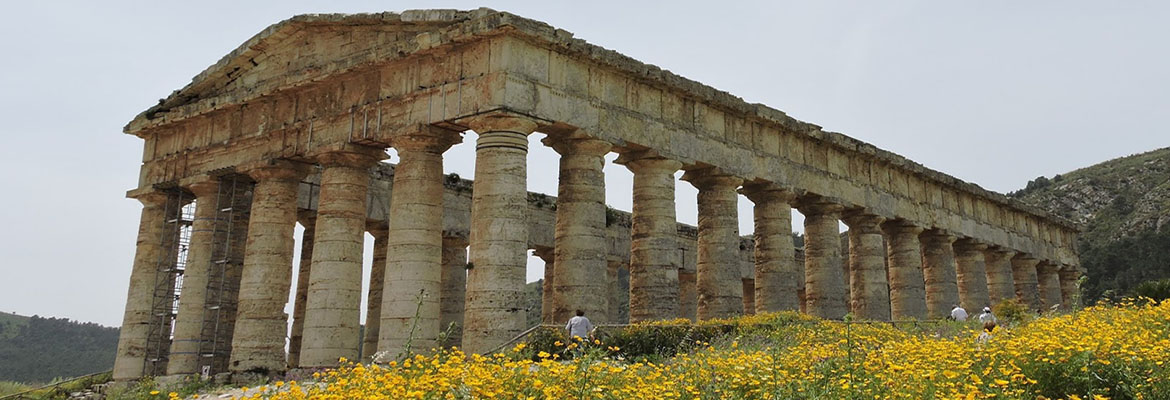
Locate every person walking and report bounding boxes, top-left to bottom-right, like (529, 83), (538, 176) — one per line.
(565, 310), (595, 340)
(950, 305), (968, 322)
(978, 307), (998, 332)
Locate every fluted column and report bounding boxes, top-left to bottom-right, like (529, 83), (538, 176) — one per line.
(920, 230), (960, 319)
(229, 160), (307, 375)
(682, 169), (744, 320)
(617, 152), (683, 322)
(378, 129), (460, 359)
(301, 147), (383, 368)
(113, 190), (172, 380)
(167, 178), (220, 375)
(463, 114), (538, 354)
(1058, 265), (1081, 310)
(984, 247), (1018, 306)
(532, 248), (555, 323)
(881, 220), (926, 320)
(740, 183), (799, 313)
(440, 236), (469, 347)
(546, 135), (611, 323)
(1011, 256), (1043, 311)
(842, 212), (889, 321)
(1037, 262), (1063, 311)
(953, 239), (991, 312)
(286, 211), (316, 368)
(796, 198), (847, 319)
(361, 224), (389, 361)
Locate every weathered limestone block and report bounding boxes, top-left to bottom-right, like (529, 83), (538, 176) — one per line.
(286, 212), (316, 368)
(984, 247), (1017, 306)
(1058, 265), (1082, 310)
(1037, 262), (1063, 311)
(361, 225), (388, 362)
(547, 135), (612, 323)
(797, 198), (848, 320)
(440, 236), (469, 347)
(741, 183), (800, 313)
(302, 147), (383, 368)
(533, 247), (555, 323)
(378, 129), (460, 359)
(1011, 256), (1043, 312)
(617, 153), (683, 322)
(678, 270), (697, 321)
(953, 239), (991, 312)
(167, 178), (220, 375)
(683, 169), (744, 320)
(921, 230), (960, 319)
(842, 212), (890, 321)
(607, 260), (624, 322)
(113, 191), (172, 381)
(463, 114), (538, 354)
(229, 161), (307, 375)
(881, 220), (926, 320)
(741, 278), (756, 315)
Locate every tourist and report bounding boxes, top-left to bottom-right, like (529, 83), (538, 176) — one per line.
(950, 305), (968, 322)
(565, 309), (595, 340)
(978, 307), (998, 332)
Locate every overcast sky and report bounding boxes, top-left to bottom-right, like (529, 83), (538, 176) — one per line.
(1, 1), (1166, 327)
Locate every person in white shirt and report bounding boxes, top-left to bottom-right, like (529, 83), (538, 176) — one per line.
(565, 310), (594, 339)
(978, 307), (998, 332)
(950, 305), (968, 322)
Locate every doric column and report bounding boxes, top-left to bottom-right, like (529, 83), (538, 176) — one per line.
(113, 190), (172, 380)
(740, 183), (799, 313)
(545, 135), (611, 323)
(682, 169), (744, 320)
(616, 152), (683, 322)
(842, 212), (889, 321)
(286, 211), (316, 368)
(440, 236), (469, 347)
(229, 160), (308, 375)
(953, 239), (991, 312)
(881, 220), (926, 320)
(532, 248), (555, 323)
(678, 269), (697, 321)
(983, 247), (1018, 306)
(1058, 265), (1082, 310)
(463, 114), (538, 354)
(378, 128), (460, 359)
(796, 197), (847, 319)
(301, 146), (383, 368)
(1011, 255), (1042, 312)
(920, 229), (960, 319)
(166, 177), (220, 375)
(361, 224), (389, 362)
(1037, 261), (1063, 311)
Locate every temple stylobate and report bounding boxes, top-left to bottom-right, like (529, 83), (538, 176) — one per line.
(113, 9), (1082, 381)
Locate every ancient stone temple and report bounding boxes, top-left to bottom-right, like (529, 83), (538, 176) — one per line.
(112, 9), (1082, 380)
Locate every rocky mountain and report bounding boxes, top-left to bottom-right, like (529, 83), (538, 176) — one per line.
(1011, 147), (1170, 301)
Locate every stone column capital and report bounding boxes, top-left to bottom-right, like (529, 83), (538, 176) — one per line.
(365, 221), (389, 236)
(794, 195), (845, 217)
(310, 144), (387, 168)
(297, 210), (318, 226)
(442, 235), (470, 248)
(880, 219), (924, 236)
(544, 135), (612, 157)
(391, 125), (463, 153)
(841, 211), (885, 232)
(739, 182), (796, 204)
(466, 112), (539, 135)
(1036, 261), (1060, 274)
(242, 159), (311, 182)
(953, 238), (989, 252)
(127, 188), (171, 207)
(532, 247), (554, 262)
(986, 246), (1017, 258)
(615, 150), (683, 174)
(920, 229), (958, 245)
(179, 174), (221, 198)
(1057, 265), (1082, 278)
(680, 168), (743, 191)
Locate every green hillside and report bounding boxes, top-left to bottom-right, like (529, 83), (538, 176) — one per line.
(1012, 147), (1170, 301)
(0, 312), (119, 384)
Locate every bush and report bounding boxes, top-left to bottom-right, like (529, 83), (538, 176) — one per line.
(1129, 278), (1170, 303)
(993, 298), (1034, 325)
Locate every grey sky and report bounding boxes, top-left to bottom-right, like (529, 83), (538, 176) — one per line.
(1, 1), (1166, 327)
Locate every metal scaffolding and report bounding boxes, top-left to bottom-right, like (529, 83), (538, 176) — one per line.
(196, 174), (253, 376)
(144, 188), (194, 376)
